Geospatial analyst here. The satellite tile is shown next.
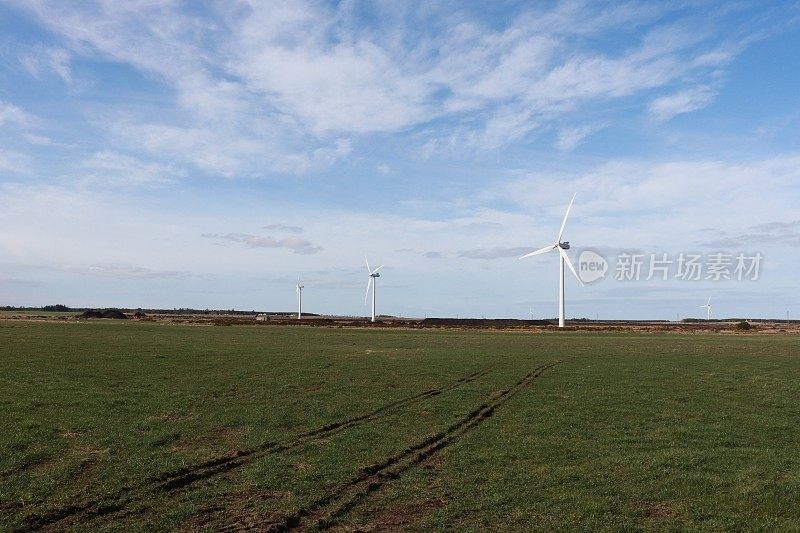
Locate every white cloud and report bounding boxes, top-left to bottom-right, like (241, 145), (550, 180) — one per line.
(0, 101), (31, 127)
(263, 224), (304, 234)
(649, 85), (717, 122)
(80, 151), (184, 187)
(458, 247), (531, 260)
(7, 0), (760, 162)
(2, 148), (799, 315)
(201, 232), (323, 255)
(20, 46), (72, 84)
(313, 139), (353, 166)
(556, 123), (605, 151)
(22, 133), (75, 148)
(494, 155), (800, 251)
(79, 264), (188, 279)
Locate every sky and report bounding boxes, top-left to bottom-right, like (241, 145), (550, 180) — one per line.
(1, 0), (799, 320)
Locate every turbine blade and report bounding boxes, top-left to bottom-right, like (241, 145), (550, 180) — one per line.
(559, 246), (584, 287)
(372, 265), (385, 273)
(365, 255), (371, 273)
(519, 244), (556, 259)
(364, 277), (372, 306)
(556, 192), (577, 243)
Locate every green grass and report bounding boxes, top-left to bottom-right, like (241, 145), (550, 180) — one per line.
(1, 322), (798, 531)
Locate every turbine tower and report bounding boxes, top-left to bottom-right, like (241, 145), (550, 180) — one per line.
(296, 279), (304, 319)
(700, 296), (712, 320)
(519, 193), (584, 328)
(364, 256), (385, 322)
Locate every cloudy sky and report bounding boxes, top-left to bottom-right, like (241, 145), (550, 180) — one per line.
(1, 0), (799, 319)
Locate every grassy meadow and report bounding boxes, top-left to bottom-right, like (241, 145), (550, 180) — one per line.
(1, 321), (798, 531)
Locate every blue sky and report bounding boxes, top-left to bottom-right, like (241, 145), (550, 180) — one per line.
(1, 0), (799, 319)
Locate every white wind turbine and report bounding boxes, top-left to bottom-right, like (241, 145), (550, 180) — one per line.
(700, 296), (712, 320)
(364, 256), (385, 322)
(519, 193), (584, 328)
(296, 278), (304, 319)
(528, 307), (535, 320)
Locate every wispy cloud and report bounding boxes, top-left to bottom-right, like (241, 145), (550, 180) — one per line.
(750, 220), (800, 232)
(262, 224), (304, 234)
(19, 46), (72, 84)
(701, 220), (800, 248)
(7, 0), (766, 161)
(80, 264), (188, 280)
(0, 101), (32, 127)
(458, 247), (530, 260)
(649, 85), (717, 122)
(21, 133), (75, 148)
(80, 151), (184, 187)
(202, 232), (322, 255)
(556, 123), (606, 151)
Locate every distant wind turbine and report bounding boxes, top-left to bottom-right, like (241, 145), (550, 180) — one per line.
(364, 256), (385, 322)
(296, 278), (304, 319)
(519, 193), (584, 328)
(528, 307), (535, 320)
(700, 296), (712, 320)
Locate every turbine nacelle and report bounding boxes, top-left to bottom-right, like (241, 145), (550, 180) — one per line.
(559, 241), (570, 250)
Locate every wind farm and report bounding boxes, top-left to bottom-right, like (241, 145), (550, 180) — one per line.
(3, 1), (800, 531)
(3, 187), (798, 533)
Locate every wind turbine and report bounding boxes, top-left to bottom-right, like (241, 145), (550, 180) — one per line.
(528, 307), (535, 320)
(700, 296), (712, 320)
(519, 193), (584, 328)
(364, 256), (385, 322)
(296, 278), (304, 319)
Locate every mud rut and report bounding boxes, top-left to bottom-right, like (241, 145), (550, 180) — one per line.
(22, 367), (489, 529)
(22, 363), (560, 531)
(256, 360), (561, 532)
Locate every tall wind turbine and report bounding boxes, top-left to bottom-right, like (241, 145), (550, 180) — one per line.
(296, 278), (304, 319)
(364, 256), (385, 322)
(700, 296), (712, 320)
(519, 193), (584, 328)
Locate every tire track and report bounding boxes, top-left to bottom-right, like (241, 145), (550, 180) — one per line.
(21, 367), (491, 530)
(226, 360), (561, 532)
(157, 367), (491, 491)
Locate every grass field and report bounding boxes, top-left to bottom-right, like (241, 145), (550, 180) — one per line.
(1, 321), (798, 531)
